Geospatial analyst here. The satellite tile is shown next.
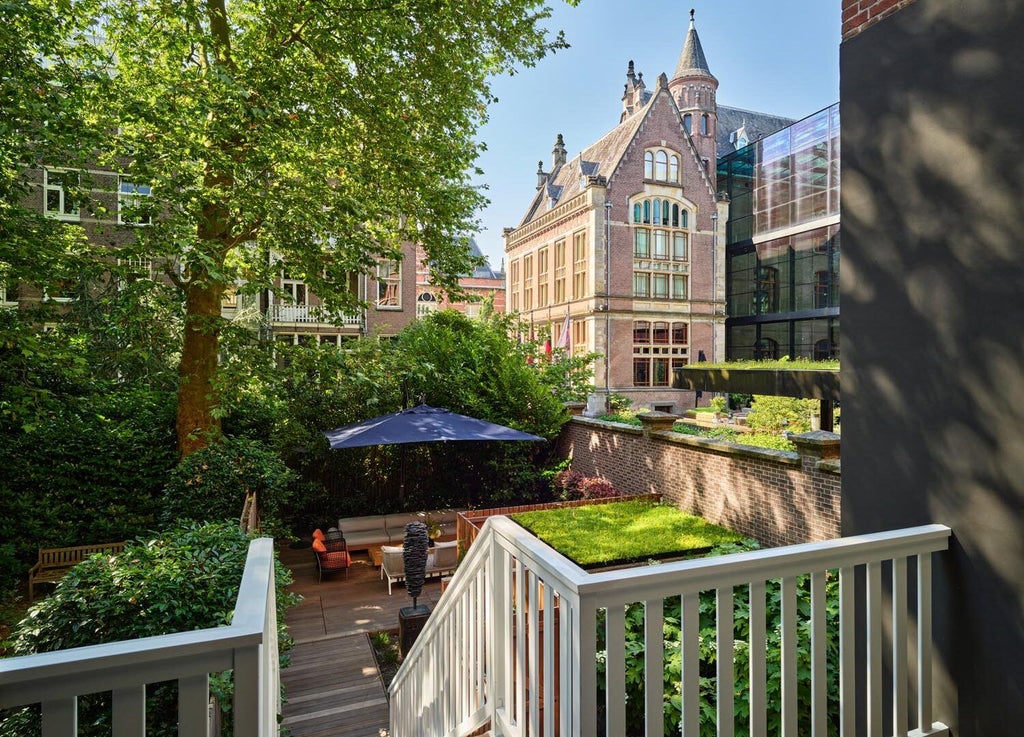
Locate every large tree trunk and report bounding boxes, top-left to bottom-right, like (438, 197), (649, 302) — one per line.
(176, 270), (226, 456)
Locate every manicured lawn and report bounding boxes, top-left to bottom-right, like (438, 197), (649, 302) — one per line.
(511, 500), (744, 567)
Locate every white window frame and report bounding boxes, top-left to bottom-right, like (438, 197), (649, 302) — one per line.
(376, 260), (402, 310)
(43, 169), (80, 220)
(118, 178), (153, 225)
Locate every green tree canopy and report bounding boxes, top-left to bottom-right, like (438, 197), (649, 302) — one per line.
(43, 0), (573, 454)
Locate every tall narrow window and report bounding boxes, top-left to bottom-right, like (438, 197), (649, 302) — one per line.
(652, 198), (662, 225)
(553, 240), (566, 304)
(644, 151), (654, 179)
(633, 229), (650, 258)
(572, 231), (588, 299)
(653, 230), (668, 259)
(377, 260), (401, 308)
(633, 272), (649, 297)
(655, 151), (668, 180)
(683, 114), (692, 134)
(537, 247), (549, 307)
(509, 259), (520, 311)
(673, 233), (688, 260)
(633, 203), (642, 223)
(43, 169), (80, 220)
(756, 266), (779, 314)
(814, 270), (831, 309)
(701, 114), (709, 135)
(118, 179), (152, 225)
(669, 155), (679, 182)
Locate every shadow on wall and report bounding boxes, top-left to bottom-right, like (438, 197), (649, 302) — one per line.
(842, 2), (1024, 733)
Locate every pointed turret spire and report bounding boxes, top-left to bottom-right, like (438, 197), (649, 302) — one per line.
(673, 9), (713, 80)
(552, 133), (567, 169)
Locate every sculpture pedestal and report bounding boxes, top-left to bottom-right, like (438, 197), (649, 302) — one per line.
(399, 605), (431, 656)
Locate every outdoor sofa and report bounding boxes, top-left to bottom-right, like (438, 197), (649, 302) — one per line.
(336, 510), (460, 552)
(380, 540), (459, 595)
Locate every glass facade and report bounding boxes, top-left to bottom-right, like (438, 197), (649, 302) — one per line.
(718, 104), (841, 360)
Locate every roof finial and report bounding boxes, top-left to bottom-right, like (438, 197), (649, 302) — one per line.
(689, 8), (695, 28)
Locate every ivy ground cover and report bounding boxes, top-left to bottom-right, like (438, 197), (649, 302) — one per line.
(510, 499), (744, 567)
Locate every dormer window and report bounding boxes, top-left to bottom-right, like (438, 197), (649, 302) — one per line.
(643, 147), (681, 184)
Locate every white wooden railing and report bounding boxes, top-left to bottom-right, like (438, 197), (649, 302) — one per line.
(389, 517), (952, 737)
(0, 537), (280, 737)
(270, 303), (362, 326)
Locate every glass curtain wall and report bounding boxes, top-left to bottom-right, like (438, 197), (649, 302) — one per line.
(719, 103), (841, 360)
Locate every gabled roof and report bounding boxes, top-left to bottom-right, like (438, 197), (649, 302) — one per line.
(466, 236), (503, 279)
(517, 91), (661, 227)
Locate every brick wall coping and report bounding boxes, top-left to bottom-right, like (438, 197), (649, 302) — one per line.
(571, 415), (643, 435)
(817, 459), (842, 475)
(568, 416), (801, 466)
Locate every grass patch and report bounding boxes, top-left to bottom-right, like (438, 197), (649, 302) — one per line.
(511, 500), (744, 567)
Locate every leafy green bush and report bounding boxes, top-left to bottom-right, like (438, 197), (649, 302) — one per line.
(0, 522), (298, 737)
(596, 541), (840, 736)
(746, 395), (819, 435)
(162, 436), (296, 535)
(710, 396), (729, 414)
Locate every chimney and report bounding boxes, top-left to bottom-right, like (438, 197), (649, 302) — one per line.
(536, 160), (548, 189)
(552, 133), (567, 169)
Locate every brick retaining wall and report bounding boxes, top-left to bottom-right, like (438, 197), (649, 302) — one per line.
(557, 417), (841, 548)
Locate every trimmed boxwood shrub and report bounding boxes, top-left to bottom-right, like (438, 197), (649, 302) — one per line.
(0, 521), (298, 736)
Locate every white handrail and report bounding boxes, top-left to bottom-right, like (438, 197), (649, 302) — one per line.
(0, 537), (280, 737)
(389, 519), (952, 737)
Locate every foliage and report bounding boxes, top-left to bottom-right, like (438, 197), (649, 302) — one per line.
(598, 410), (643, 427)
(511, 501), (743, 567)
(671, 422), (797, 452)
(710, 396), (729, 414)
(0, 380), (177, 592)
(162, 436), (297, 535)
(596, 541), (841, 736)
(746, 395), (820, 435)
(576, 477), (622, 500)
(552, 467), (584, 499)
(0, 522), (299, 737)
(729, 393), (753, 409)
(607, 393), (633, 412)
(34, 0), (576, 454)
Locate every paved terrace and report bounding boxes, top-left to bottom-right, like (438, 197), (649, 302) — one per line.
(278, 544), (444, 737)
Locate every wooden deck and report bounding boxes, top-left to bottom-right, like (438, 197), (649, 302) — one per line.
(279, 543), (444, 737)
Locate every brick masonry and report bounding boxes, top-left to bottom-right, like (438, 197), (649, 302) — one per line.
(842, 0), (918, 39)
(557, 417), (841, 548)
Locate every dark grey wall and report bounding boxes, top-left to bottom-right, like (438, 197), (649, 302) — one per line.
(841, 1), (1024, 735)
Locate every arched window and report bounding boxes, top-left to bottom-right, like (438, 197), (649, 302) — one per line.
(680, 209), (688, 228)
(633, 321), (651, 343)
(644, 151), (654, 179)
(633, 203), (642, 223)
(755, 337), (779, 360)
(652, 198), (661, 225)
(700, 113), (709, 135)
(814, 339), (836, 361)
(662, 200), (670, 225)
(653, 322), (670, 344)
(672, 203), (680, 227)
(655, 151), (668, 180)
(669, 155), (679, 182)
(642, 200), (650, 224)
(683, 114), (692, 134)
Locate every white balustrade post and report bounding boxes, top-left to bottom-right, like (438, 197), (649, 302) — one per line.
(488, 536), (509, 729)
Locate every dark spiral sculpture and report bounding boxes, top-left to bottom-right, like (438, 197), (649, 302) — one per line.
(403, 521), (429, 607)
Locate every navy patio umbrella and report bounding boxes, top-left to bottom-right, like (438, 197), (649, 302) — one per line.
(324, 404), (545, 502)
(324, 404), (544, 448)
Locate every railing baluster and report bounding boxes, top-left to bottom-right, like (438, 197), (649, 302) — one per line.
(917, 553), (934, 731)
(41, 697), (76, 736)
(529, 570), (541, 737)
(180, 673), (210, 737)
(893, 557), (909, 736)
(781, 576), (798, 737)
(516, 556), (526, 730)
(716, 587), (735, 737)
(749, 581), (767, 737)
(867, 560), (883, 737)
(810, 571), (827, 737)
(606, 604), (626, 737)
(578, 600), (599, 737)
(682, 592), (700, 737)
(112, 685), (145, 737)
(644, 597), (664, 737)
(543, 582), (556, 737)
(839, 565), (855, 737)
(559, 593), (572, 737)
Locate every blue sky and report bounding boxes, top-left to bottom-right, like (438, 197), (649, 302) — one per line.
(471, 1), (841, 268)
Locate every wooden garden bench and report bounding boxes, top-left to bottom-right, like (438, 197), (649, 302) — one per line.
(28, 542), (126, 602)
